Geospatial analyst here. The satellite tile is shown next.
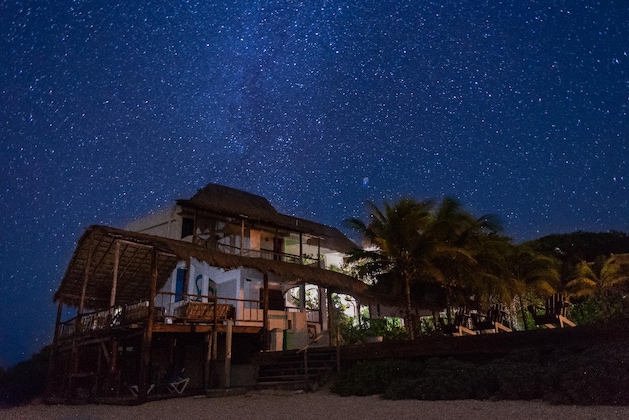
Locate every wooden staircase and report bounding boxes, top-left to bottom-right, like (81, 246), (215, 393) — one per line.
(255, 348), (337, 391)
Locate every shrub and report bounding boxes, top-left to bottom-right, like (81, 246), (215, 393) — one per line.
(0, 347), (50, 407)
(490, 350), (543, 400)
(571, 295), (629, 326)
(541, 342), (629, 405)
(331, 340), (629, 405)
(383, 358), (494, 400)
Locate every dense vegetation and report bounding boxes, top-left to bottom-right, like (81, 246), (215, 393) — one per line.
(345, 198), (629, 336)
(333, 200), (629, 405)
(526, 231), (629, 264)
(331, 337), (629, 405)
(0, 346), (50, 407)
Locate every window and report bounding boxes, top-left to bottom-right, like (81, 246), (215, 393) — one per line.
(261, 288), (285, 310)
(175, 268), (187, 301)
(181, 217), (194, 239)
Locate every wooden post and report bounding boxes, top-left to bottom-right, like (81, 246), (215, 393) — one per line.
(299, 283), (306, 312)
(78, 230), (96, 325)
(109, 241), (120, 322)
(318, 286), (324, 330)
(204, 333), (212, 389)
(327, 289), (336, 346)
(53, 300), (63, 343)
(317, 237), (321, 268)
(212, 329), (218, 361)
(110, 241), (120, 307)
(192, 209), (198, 244)
(223, 319), (233, 388)
(240, 219), (245, 256)
(298, 234), (306, 313)
(107, 241), (119, 395)
(138, 249), (157, 402)
(69, 231), (95, 398)
(108, 337), (118, 395)
(262, 273), (269, 350)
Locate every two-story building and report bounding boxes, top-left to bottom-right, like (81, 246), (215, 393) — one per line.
(48, 184), (372, 402)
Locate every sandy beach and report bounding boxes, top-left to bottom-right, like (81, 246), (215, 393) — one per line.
(3, 390), (629, 420)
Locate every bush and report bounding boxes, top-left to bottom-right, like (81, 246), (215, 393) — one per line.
(540, 342), (629, 405)
(571, 295), (629, 326)
(490, 350), (543, 400)
(338, 317), (408, 345)
(331, 341), (629, 405)
(383, 358), (495, 400)
(0, 347), (50, 407)
(332, 360), (395, 396)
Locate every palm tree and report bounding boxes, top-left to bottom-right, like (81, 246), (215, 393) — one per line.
(346, 198), (434, 339)
(347, 196), (507, 337)
(564, 255), (629, 319)
(505, 244), (561, 330)
(424, 198), (507, 318)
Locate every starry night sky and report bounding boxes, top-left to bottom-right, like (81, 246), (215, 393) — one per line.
(1, 1), (628, 367)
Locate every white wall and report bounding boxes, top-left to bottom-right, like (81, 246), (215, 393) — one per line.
(124, 205), (181, 239)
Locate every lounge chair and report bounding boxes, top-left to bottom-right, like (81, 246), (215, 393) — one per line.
(528, 293), (576, 328)
(472, 303), (512, 333)
(167, 369), (190, 395)
(128, 383), (154, 397)
(441, 307), (476, 336)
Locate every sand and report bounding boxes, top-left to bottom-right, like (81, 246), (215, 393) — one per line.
(3, 390), (629, 420)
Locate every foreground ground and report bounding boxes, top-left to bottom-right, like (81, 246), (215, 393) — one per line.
(3, 390), (629, 420)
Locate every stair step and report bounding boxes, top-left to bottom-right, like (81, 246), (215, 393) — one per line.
(254, 348), (337, 391)
(255, 381), (307, 390)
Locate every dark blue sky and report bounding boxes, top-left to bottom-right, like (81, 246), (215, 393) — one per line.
(1, 1), (628, 367)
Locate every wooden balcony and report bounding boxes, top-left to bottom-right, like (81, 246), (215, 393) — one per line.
(55, 292), (324, 341)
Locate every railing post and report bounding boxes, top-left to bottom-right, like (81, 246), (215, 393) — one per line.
(262, 273), (269, 350)
(303, 348), (309, 391)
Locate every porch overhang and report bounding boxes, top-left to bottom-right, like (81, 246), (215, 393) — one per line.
(55, 225), (370, 310)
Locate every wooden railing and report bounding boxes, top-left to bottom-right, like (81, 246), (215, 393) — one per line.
(193, 237), (324, 268)
(56, 292), (271, 339)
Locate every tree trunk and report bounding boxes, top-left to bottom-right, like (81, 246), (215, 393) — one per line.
(518, 294), (528, 331)
(404, 276), (415, 340)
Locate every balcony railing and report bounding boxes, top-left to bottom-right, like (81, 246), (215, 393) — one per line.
(55, 291), (322, 340)
(193, 237), (324, 268)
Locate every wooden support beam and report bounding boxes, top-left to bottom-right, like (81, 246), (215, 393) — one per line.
(317, 237), (321, 267)
(327, 288), (336, 347)
(223, 320), (233, 388)
(204, 333), (212, 389)
(78, 230), (96, 320)
(240, 219), (245, 256)
(318, 286), (325, 329)
(108, 337), (118, 395)
(138, 249), (157, 403)
(299, 283), (306, 312)
(110, 241), (120, 308)
(262, 273), (269, 350)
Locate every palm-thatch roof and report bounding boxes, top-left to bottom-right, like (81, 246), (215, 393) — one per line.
(176, 183), (356, 253)
(55, 225), (370, 310)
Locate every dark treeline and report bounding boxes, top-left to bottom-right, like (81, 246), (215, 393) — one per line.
(526, 231), (629, 263)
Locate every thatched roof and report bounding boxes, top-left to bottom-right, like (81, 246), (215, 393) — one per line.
(55, 225), (370, 310)
(176, 183), (356, 253)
